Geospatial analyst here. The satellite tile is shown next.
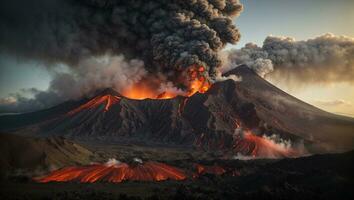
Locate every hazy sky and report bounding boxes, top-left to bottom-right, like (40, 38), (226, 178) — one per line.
(0, 0), (354, 116)
(234, 0), (354, 117)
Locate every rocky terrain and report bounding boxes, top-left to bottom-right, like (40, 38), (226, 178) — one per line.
(0, 150), (353, 200)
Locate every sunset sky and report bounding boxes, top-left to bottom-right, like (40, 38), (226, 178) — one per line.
(1, 0), (354, 116)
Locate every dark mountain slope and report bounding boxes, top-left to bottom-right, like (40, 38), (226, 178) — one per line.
(1, 65), (353, 154)
(0, 133), (96, 177)
(227, 66), (354, 152)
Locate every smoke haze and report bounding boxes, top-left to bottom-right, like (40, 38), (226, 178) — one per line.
(0, 55), (147, 112)
(226, 33), (354, 84)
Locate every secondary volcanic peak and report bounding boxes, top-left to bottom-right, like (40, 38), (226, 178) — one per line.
(36, 161), (187, 183)
(233, 131), (301, 158)
(67, 94), (121, 115)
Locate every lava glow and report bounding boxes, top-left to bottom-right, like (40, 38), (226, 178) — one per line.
(121, 66), (211, 100)
(234, 131), (300, 158)
(121, 83), (177, 100)
(195, 164), (226, 176)
(35, 161), (187, 183)
(186, 66), (211, 95)
(67, 94), (120, 115)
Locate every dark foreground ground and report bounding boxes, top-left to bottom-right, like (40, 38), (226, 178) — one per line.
(0, 151), (353, 200)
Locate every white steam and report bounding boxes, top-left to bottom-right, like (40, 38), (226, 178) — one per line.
(133, 158), (143, 164)
(105, 158), (121, 167)
(59, 55), (148, 99)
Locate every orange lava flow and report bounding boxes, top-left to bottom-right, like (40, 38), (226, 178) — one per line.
(234, 131), (300, 158)
(35, 161), (187, 183)
(67, 95), (120, 115)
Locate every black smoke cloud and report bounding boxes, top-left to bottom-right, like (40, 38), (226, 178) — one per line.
(0, 0), (242, 81)
(225, 33), (354, 84)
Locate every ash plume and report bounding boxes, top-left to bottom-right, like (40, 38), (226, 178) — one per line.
(0, 0), (242, 83)
(225, 33), (354, 84)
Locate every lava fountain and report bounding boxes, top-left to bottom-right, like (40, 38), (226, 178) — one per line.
(35, 161), (187, 183)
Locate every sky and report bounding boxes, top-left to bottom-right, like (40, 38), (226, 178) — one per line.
(0, 0), (354, 116)
(233, 0), (354, 117)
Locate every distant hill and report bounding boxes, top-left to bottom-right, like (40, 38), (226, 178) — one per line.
(0, 133), (96, 178)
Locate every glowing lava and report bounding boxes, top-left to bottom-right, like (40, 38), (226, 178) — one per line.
(186, 66), (211, 95)
(121, 83), (177, 100)
(35, 161), (187, 183)
(195, 164), (226, 176)
(67, 94), (121, 115)
(120, 66), (211, 100)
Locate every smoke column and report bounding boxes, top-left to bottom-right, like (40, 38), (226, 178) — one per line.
(0, 0), (243, 84)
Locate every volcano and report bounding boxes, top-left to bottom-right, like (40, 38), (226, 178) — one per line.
(1, 66), (354, 156)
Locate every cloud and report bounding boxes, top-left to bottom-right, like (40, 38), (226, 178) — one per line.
(0, 96), (17, 105)
(313, 99), (352, 107)
(225, 33), (354, 84)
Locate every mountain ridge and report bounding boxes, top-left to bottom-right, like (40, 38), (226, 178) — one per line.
(0, 65), (353, 154)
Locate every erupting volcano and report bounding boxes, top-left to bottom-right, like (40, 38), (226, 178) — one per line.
(3, 66), (353, 158)
(36, 160), (187, 183)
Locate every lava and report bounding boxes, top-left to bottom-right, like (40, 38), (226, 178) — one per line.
(120, 82), (177, 100)
(186, 66), (211, 95)
(67, 94), (121, 115)
(234, 130), (300, 158)
(195, 164), (226, 176)
(35, 161), (187, 183)
(120, 66), (211, 100)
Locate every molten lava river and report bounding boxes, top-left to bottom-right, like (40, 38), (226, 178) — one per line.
(36, 161), (187, 183)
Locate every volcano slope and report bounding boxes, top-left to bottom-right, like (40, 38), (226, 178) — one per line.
(0, 133), (97, 180)
(0, 65), (353, 155)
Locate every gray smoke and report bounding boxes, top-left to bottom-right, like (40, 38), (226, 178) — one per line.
(0, 0), (242, 83)
(0, 55), (148, 113)
(225, 33), (354, 83)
